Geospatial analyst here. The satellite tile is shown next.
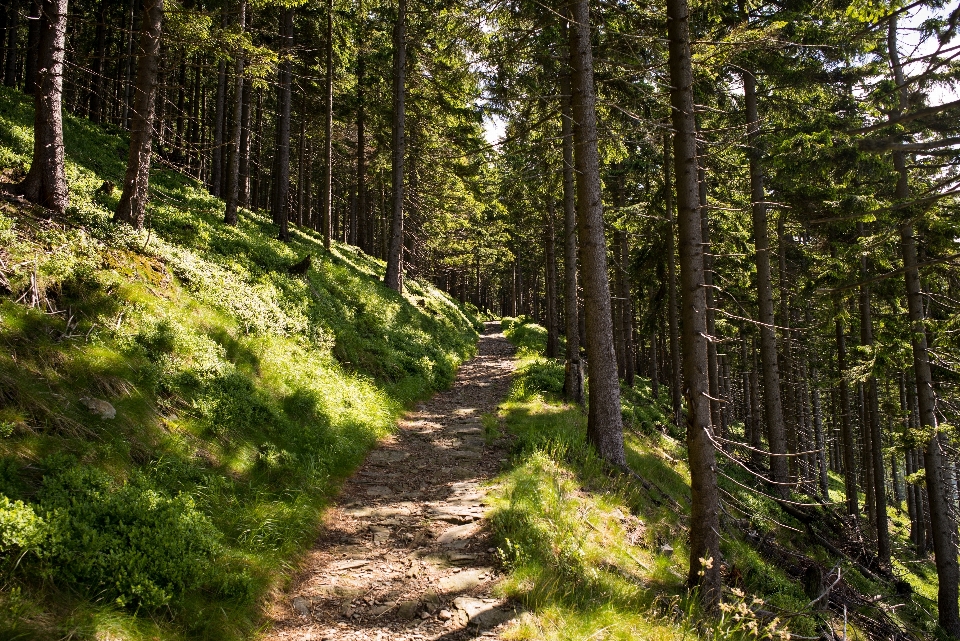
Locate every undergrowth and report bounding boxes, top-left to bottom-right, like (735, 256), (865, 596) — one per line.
(0, 86), (479, 640)
(493, 317), (940, 641)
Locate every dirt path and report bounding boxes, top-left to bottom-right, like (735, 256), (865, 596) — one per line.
(264, 322), (517, 641)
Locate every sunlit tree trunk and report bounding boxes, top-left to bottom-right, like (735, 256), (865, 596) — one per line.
(17, 0), (68, 216)
(663, 133), (683, 425)
(569, 0), (624, 465)
(224, 0), (246, 225)
(384, 0), (406, 292)
(666, 0), (720, 607)
(560, 69), (583, 403)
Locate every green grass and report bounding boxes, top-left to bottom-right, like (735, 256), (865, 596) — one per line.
(0, 86), (479, 640)
(492, 317), (942, 641)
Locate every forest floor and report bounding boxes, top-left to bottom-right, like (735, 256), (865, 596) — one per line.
(263, 322), (519, 641)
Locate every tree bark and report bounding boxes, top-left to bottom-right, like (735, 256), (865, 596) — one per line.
(211, 9), (228, 197)
(239, 77), (251, 206)
(743, 69), (789, 493)
(23, 0), (39, 95)
(321, 0), (333, 249)
(355, 22), (366, 251)
(273, 7), (294, 242)
(663, 132), (683, 426)
(667, 0), (720, 606)
(619, 228), (634, 386)
(569, 0), (625, 466)
(545, 197), (560, 359)
(88, 0), (107, 123)
(16, 0), (68, 216)
(858, 221), (890, 566)
(4, 0), (19, 87)
(835, 292), (859, 516)
(560, 68), (583, 404)
(114, 0), (162, 229)
(384, 0), (406, 292)
(889, 18), (959, 632)
(223, 0), (245, 225)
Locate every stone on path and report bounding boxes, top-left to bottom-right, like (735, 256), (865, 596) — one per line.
(437, 522), (478, 546)
(437, 568), (490, 593)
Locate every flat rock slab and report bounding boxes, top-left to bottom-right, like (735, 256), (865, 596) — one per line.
(437, 568), (491, 593)
(364, 485), (394, 497)
(453, 596), (514, 628)
(367, 450), (410, 464)
(331, 559), (369, 571)
(450, 425), (482, 434)
(437, 523), (479, 545)
(342, 502), (418, 519)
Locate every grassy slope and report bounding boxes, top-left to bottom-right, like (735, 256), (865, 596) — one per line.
(491, 317), (940, 641)
(0, 86), (479, 640)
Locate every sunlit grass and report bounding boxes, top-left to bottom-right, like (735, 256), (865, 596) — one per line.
(492, 317), (943, 641)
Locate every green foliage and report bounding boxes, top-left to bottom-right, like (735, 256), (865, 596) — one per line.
(0, 497), (45, 556)
(39, 462), (227, 609)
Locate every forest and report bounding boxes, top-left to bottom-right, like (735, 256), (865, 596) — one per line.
(1, 0), (960, 638)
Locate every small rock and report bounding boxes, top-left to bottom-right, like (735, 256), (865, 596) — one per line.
(340, 604), (355, 618)
(438, 609), (453, 621)
(437, 523), (477, 546)
(660, 544), (674, 557)
(292, 596), (311, 616)
(332, 559), (369, 571)
(79, 396), (116, 420)
(420, 610), (432, 619)
(397, 600), (420, 619)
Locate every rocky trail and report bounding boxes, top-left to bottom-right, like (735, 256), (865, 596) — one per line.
(264, 322), (518, 641)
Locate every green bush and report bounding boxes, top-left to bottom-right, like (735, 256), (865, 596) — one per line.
(39, 462), (228, 609)
(0, 497), (45, 556)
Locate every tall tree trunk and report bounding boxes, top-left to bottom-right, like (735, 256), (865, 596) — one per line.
(700, 162), (721, 431)
(858, 221), (890, 566)
(5, 0), (20, 87)
(16, 0), (68, 215)
(811, 364), (829, 498)
(122, 0), (136, 128)
(223, 0), (245, 225)
(273, 7), (294, 242)
(569, 0), (625, 466)
(296, 93), (306, 226)
(560, 68), (583, 404)
(667, 0), (720, 606)
(321, 0), (333, 249)
(355, 4), (367, 251)
(174, 60), (186, 162)
(384, 0), (406, 292)
(211, 9), (228, 197)
(23, 0), (39, 94)
(88, 0), (107, 122)
(889, 19), (959, 631)
(663, 132), (683, 426)
(619, 228), (635, 386)
(545, 197), (559, 359)
(251, 87), (263, 210)
(743, 69), (789, 493)
(188, 56), (201, 175)
(114, 0), (162, 229)
(835, 295), (859, 516)
(239, 77), (251, 206)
